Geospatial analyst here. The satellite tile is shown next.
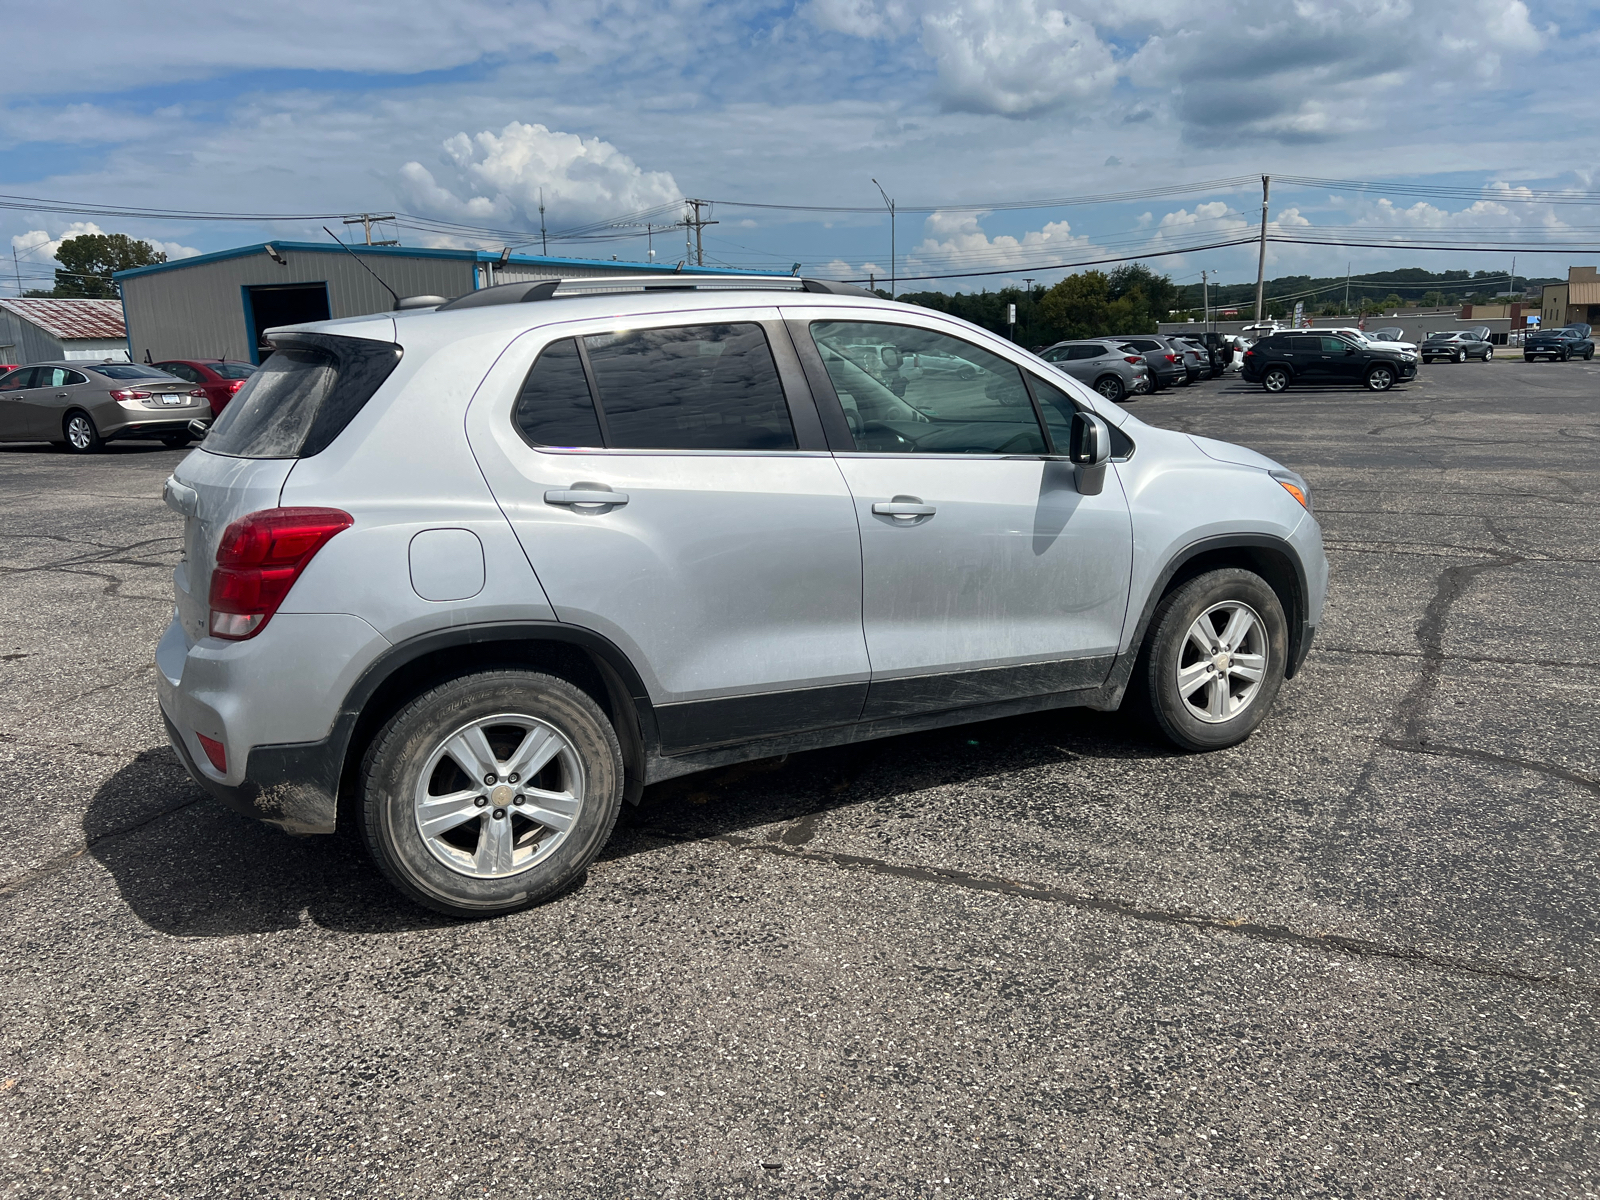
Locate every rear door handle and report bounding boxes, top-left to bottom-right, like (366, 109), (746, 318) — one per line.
(545, 488), (629, 508)
(872, 499), (936, 519)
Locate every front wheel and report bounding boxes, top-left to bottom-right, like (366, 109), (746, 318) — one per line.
(360, 670), (624, 917)
(1136, 568), (1288, 751)
(1094, 374), (1126, 403)
(1484, 347), (1494, 361)
(1587, 348), (1595, 361)
(1261, 366), (1290, 393)
(62, 411), (103, 453)
(1365, 365), (1396, 391)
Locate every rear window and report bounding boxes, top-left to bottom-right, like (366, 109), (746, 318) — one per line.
(202, 333), (401, 459)
(97, 364), (175, 380)
(212, 363), (256, 380)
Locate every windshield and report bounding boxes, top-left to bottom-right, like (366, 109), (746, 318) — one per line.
(97, 364), (177, 380)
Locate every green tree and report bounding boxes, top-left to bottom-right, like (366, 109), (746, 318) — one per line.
(1038, 271), (1112, 340)
(48, 234), (165, 299)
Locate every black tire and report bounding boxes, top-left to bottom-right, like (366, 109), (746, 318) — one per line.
(1453, 349), (1465, 363)
(1365, 364), (1395, 391)
(160, 433), (193, 448)
(1559, 350), (1570, 362)
(1135, 568), (1288, 752)
(360, 670), (624, 917)
(1483, 347), (1493, 361)
(1524, 355), (1535, 362)
(1587, 348), (1595, 361)
(1093, 374), (1126, 403)
(1261, 366), (1291, 393)
(62, 411), (103, 454)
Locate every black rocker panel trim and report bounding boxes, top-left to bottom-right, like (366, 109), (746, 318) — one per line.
(654, 681), (868, 753)
(860, 655), (1115, 721)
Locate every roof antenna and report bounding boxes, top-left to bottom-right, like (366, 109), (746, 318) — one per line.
(321, 226), (400, 308)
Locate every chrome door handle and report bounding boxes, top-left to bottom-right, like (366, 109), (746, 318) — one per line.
(545, 488), (629, 508)
(872, 500), (935, 519)
(56, 392), (69, 398)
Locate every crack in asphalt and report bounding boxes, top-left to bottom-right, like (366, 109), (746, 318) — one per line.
(1379, 738), (1600, 798)
(0, 796), (204, 899)
(1315, 644), (1600, 671)
(625, 827), (1598, 994)
(0, 536), (181, 577)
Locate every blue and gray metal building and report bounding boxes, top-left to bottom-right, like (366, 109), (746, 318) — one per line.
(114, 243), (740, 364)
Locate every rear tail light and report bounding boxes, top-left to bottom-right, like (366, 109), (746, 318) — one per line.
(1163, 353), (1178, 363)
(195, 733), (227, 773)
(110, 389), (151, 400)
(1124, 355), (1143, 364)
(227, 379), (247, 393)
(208, 507), (353, 640)
(189, 389), (206, 399)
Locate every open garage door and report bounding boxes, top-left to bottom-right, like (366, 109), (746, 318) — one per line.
(244, 283), (330, 364)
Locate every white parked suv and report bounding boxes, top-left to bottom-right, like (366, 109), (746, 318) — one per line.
(157, 275), (1327, 916)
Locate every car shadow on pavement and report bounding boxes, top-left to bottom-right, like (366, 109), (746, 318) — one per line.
(84, 710), (1172, 934)
(604, 705), (1174, 862)
(84, 748), (454, 938)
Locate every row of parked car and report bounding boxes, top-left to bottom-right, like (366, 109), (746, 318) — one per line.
(0, 357), (255, 452)
(1036, 332), (1232, 402)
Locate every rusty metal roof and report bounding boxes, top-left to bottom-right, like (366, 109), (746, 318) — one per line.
(0, 298), (126, 341)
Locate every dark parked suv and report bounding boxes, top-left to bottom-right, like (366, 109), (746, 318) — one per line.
(1242, 332), (1417, 393)
(1524, 325), (1595, 362)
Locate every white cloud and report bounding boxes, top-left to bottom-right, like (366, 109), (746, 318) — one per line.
(905, 210), (1098, 285)
(397, 121), (682, 241)
(10, 223), (199, 265)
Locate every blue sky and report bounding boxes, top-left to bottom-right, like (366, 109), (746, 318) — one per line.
(5, 0), (1599, 295)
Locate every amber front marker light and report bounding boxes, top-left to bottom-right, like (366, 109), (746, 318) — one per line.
(1270, 470), (1312, 511)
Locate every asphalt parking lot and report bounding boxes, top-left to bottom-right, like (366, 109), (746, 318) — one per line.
(2, 357), (1597, 1198)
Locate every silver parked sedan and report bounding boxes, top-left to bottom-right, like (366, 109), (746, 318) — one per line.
(0, 361), (210, 453)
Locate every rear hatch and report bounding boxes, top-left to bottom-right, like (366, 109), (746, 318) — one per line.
(163, 328), (402, 646)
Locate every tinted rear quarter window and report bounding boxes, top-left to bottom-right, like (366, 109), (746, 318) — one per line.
(203, 334), (402, 459)
(514, 338), (604, 448)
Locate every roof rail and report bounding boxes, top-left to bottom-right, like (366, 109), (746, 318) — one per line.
(435, 274), (874, 312)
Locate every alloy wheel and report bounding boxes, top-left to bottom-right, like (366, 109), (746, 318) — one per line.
(1367, 366), (1394, 390)
(66, 416), (94, 450)
(1263, 368), (1289, 393)
(412, 713), (585, 879)
(1176, 601), (1269, 724)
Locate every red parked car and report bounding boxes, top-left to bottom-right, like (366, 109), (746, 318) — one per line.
(150, 359), (256, 416)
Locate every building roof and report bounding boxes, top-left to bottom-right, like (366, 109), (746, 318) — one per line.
(0, 298), (126, 340)
(112, 242), (764, 282)
(1568, 282), (1600, 306)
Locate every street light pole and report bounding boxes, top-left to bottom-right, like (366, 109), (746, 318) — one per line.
(872, 178), (895, 299)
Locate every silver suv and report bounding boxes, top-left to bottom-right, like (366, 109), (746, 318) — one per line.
(156, 275), (1326, 917)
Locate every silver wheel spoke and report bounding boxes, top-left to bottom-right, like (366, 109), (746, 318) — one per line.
(444, 726), (500, 782)
(504, 726), (561, 780)
(417, 789), (483, 838)
(1229, 653), (1266, 683)
(1218, 607), (1255, 652)
(520, 788), (579, 833)
(1208, 676), (1229, 719)
(475, 812), (516, 875)
(1186, 620), (1220, 656)
(1177, 660), (1214, 698)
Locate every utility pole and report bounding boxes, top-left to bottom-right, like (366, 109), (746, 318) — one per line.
(342, 214), (398, 246)
(872, 179), (895, 299)
(1510, 256), (1516, 296)
(1253, 175), (1271, 324)
(1344, 262), (1350, 315)
(681, 200), (718, 267)
(539, 188), (548, 256)
(1201, 270), (1209, 331)
(12, 246), (21, 296)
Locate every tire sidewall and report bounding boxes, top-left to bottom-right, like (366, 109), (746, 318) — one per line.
(361, 671), (623, 916)
(1366, 366), (1394, 391)
(1263, 367), (1289, 393)
(63, 411), (101, 453)
(1143, 569), (1288, 752)
(1096, 375), (1125, 403)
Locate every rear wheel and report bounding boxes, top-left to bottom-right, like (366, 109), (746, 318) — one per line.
(1365, 365), (1395, 391)
(1261, 366), (1290, 393)
(1136, 568), (1288, 752)
(62, 411), (103, 454)
(1093, 374), (1126, 403)
(1453, 349), (1465, 363)
(360, 670), (624, 917)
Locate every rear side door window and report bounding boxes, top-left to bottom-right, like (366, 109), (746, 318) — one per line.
(512, 323), (797, 452)
(808, 320), (1045, 455)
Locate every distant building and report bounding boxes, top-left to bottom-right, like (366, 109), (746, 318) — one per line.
(0, 298), (129, 364)
(1539, 266), (1600, 328)
(113, 242), (754, 365)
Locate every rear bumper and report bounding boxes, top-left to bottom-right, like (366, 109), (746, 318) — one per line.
(162, 709), (342, 835)
(108, 417), (207, 441)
